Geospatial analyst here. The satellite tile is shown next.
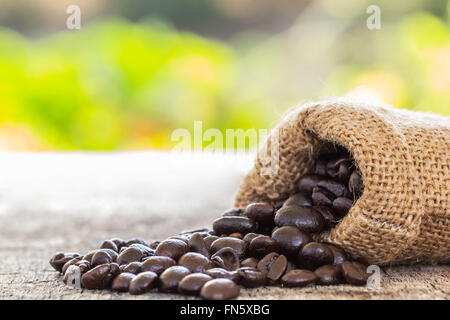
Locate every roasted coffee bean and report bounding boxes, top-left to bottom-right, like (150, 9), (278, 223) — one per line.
(210, 237), (248, 258)
(313, 206), (338, 226)
(49, 252), (81, 273)
(317, 180), (350, 198)
(155, 239), (188, 261)
(315, 265), (342, 285)
(129, 243), (154, 257)
(314, 156), (328, 176)
(229, 232), (243, 239)
(326, 157), (352, 182)
(325, 244), (347, 265)
(274, 206), (325, 233)
(312, 187), (334, 207)
(211, 247), (240, 271)
(141, 256), (176, 275)
(82, 250), (99, 263)
(80, 263), (120, 289)
(281, 269), (318, 287)
(298, 175), (322, 195)
(257, 252), (279, 273)
(245, 203), (275, 227)
(273, 199), (287, 210)
(283, 193), (312, 207)
(178, 273), (213, 295)
(125, 237), (148, 247)
(257, 253), (287, 284)
(241, 257), (259, 268)
(212, 216), (257, 236)
(116, 247), (143, 266)
(178, 252), (212, 273)
(122, 261), (142, 274)
(341, 261), (369, 285)
(297, 242), (334, 270)
(61, 256), (83, 275)
(111, 273), (135, 292)
(200, 278), (240, 300)
(158, 266), (191, 292)
(205, 268), (240, 283)
(242, 233), (262, 244)
(148, 241), (161, 250)
(203, 236), (219, 250)
(237, 267), (266, 288)
(271, 226), (311, 258)
(348, 170), (364, 198)
(91, 250), (113, 267)
(119, 246), (128, 254)
(100, 240), (118, 252)
(129, 271), (158, 294)
(222, 208), (244, 217)
(169, 235), (190, 243)
(101, 248), (118, 262)
(110, 238), (126, 251)
(249, 236), (279, 258)
(332, 197), (353, 217)
(188, 233), (210, 257)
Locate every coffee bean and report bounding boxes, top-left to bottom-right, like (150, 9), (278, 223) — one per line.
(125, 237), (148, 247)
(326, 157), (352, 182)
(314, 156), (327, 176)
(297, 242), (334, 270)
(241, 257), (259, 268)
(284, 193), (312, 207)
(159, 266), (191, 292)
(49, 252), (81, 273)
(222, 208), (244, 217)
(273, 199), (287, 210)
(101, 248), (118, 262)
(248, 236), (279, 258)
(237, 267), (266, 288)
(100, 240), (118, 252)
(325, 243), (347, 265)
(141, 256), (176, 275)
(257, 252), (279, 273)
(312, 187), (334, 207)
(61, 256), (83, 275)
(205, 268), (240, 283)
(81, 263), (120, 289)
(274, 206), (325, 233)
(200, 278), (240, 300)
(348, 170), (364, 198)
(111, 273), (135, 292)
(341, 261), (369, 285)
(281, 269), (318, 287)
(317, 180), (350, 198)
(110, 238), (126, 251)
(169, 235), (190, 243)
(63, 260), (90, 285)
(210, 237), (247, 258)
(298, 175), (322, 195)
(178, 252), (212, 273)
(188, 232), (210, 258)
(212, 216), (257, 236)
(245, 203), (275, 227)
(148, 241), (161, 250)
(155, 239), (188, 261)
(211, 247), (240, 271)
(242, 233), (262, 244)
(332, 197), (353, 218)
(229, 232), (243, 239)
(271, 226), (311, 257)
(122, 261), (142, 274)
(82, 250), (99, 263)
(178, 273), (213, 295)
(315, 265), (342, 285)
(129, 243), (154, 257)
(313, 206), (338, 226)
(257, 253), (287, 284)
(203, 236), (219, 250)
(116, 247), (143, 266)
(129, 271), (158, 294)
(91, 250), (113, 267)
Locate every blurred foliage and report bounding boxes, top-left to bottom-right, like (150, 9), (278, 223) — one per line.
(0, 1), (449, 151)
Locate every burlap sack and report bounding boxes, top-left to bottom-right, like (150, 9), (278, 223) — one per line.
(234, 97), (449, 266)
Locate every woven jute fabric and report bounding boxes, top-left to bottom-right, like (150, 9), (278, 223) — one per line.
(234, 98), (450, 265)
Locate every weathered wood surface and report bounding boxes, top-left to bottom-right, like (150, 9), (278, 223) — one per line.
(0, 152), (448, 299)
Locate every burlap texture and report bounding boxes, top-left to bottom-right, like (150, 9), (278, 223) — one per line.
(234, 98), (450, 266)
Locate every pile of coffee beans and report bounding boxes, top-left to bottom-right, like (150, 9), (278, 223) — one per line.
(50, 148), (369, 299)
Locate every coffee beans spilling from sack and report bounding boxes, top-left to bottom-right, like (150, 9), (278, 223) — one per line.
(50, 149), (370, 299)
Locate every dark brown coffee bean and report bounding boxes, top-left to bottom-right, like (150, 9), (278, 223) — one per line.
(332, 197), (353, 218)
(212, 216), (257, 236)
(111, 272), (135, 292)
(211, 247), (240, 271)
(119, 246), (128, 254)
(326, 157), (352, 182)
(148, 241), (161, 250)
(159, 266), (191, 292)
(203, 236), (219, 250)
(188, 232), (210, 257)
(101, 248), (118, 262)
(210, 237), (247, 258)
(241, 257), (259, 268)
(178, 273), (213, 295)
(324, 244), (347, 265)
(100, 240), (118, 252)
(122, 261), (142, 274)
(141, 256), (176, 275)
(116, 247), (143, 266)
(315, 265), (342, 285)
(237, 267), (266, 288)
(229, 232), (243, 239)
(129, 243), (154, 257)
(312, 187), (334, 206)
(281, 269), (318, 287)
(61, 257), (83, 275)
(205, 268), (240, 283)
(313, 206), (338, 226)
(200, 278), (240, 300)
(284, 193), (312, 207)
(257, 252), (279, 273)
(178, 252), (212, 273)
(80, 263), (120, 289)
(273, 199), (287, 210)
(125, 237), (148, 247)
(271, 226), (311, 257)
(263, 254), (288, 284)
(341, 261), (369, 285)
(155, 239), (188, 261)
(129, 271), (158, 294)
(242, 233), (262, 244)
(169, 235), (189, 243)
(348, 170), (364, 198)
(222, 208), (244, 217)
(297, 242), (334, 270)
(274, 206), (325, 233)
(249, 236), (279, 258)
(245, 203), (275, 227)
(298, 175), (322, 195)
(110, 238), (126, 251)
(317, 180), (350, 198)
(49, 252), (81, 273)
(82, 250), (99, 263)
(91, 250), (113, 267)
(314, 157), (327, 176)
